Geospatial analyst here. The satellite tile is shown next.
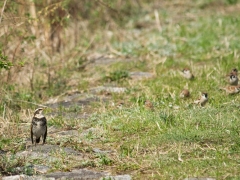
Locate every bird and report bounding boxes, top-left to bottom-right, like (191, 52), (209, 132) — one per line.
(230, 68), (238, 76)
(180, 89), (190, 98)
(31, 108), (47, 146)
(193, 92), (208, 106)
(219, 85), (240, 95)
(182, 68), (194, 80)
(144, 100), (154, 110)
(228, 73), (238, 85)
(225, 68), (238, 77)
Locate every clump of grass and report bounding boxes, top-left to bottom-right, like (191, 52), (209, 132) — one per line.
(0, 154), (28, 176)
(103, 70), (129, 82)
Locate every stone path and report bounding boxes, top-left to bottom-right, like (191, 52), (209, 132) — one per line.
(2, 71), (155, 180)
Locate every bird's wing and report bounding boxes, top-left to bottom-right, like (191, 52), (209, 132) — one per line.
(30, 124), (33, 144)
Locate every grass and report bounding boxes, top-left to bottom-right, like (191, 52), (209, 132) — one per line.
(1, 0), (240, 179)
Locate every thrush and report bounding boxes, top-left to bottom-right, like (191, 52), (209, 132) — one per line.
(31, 108), (47, 146)
(193, 92), (208, 106)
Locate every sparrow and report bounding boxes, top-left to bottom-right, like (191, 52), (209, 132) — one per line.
(228, 73), (238, 85)
(225, 68), (238, 77)
(230, 68), (238, 76)
(180, 89), (190, 98)
(219, 85), (240, 95)
(144, 100), (154, 110)
(193, 92), (208, 106)
(31, 108), (47, 146)
(182, 68), (194, 80)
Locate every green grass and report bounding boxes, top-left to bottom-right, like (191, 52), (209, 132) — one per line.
(1, 0), (240, 179)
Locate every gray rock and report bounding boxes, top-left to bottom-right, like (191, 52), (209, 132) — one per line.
(92, 148), (112, 154)
(45, 92), (101, 108)
(56, 130), (79, 136)
(33, 165), (51, 174)
(2, 175), (54, 180)
(184, 178), (216, 180)
(90, 86), (126, 94)
(17, 145), (81, 159)
(45, 168), (107, 179)
(101, 174), (131, 180)
(129, 72), (154, 80)
(11, 164), (49, 175)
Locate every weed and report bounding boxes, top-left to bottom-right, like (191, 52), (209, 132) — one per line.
(96, 154), (113, 166)
(103, 70), (129, 82)
(0, 154), (26, 176)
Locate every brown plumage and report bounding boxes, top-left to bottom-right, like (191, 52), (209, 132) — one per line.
(193, 92), (208, 106)
(231, 68), (238, 76)
(144, 100), (154, 111)
(180, 89), (190, 98)
(31, 108), (47, 146)
(182, 68), (194, 80)
(220, 85), (240, 95)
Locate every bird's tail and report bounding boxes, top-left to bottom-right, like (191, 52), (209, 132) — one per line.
(36, 137), (40, 143)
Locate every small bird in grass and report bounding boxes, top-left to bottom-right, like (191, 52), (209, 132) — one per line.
(144, 100), (154, 111)
(193, 92), (208, 106)
(230, 68), (238, 76)
(228, 73), (238, 85)
(31, 108), (47, 146)
(219, 85), (240, 95)
(182, 68), (194, 80)
(180, 89), (190, 98)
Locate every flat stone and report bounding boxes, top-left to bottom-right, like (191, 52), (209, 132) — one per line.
(90, 86), (126, 94)
(92, 148), (112, 154)
(101, 174), (132, 180)
(45, 92), (101, 108)
(2, 175), (54, 180)
(13, 164), (50, 175)
(17, 145), (81, 159)
(33, 165), (51, 174)
(16, 150), (49, 159)
(129, 72), (154, 80)
(45, 168), (107, 179)
(184, 178), (216, 180)
(56, 130), (79, 136)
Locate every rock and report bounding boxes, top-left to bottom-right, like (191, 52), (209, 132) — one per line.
(90, 86), (126, 94)
(2, 171), (131, 180)
(45, 168), (107, 179)
(184, 178), (216, 180)
(129, 72), (154, 80)
(12, 164), (50, 175)
(2, 175), (54, 180)
(56, 130), (79, 136)
(45, 91), (101, 108)
(33, 165), (51, 174)
(101, 174), (132, 180)
(17, 145), (82, 159)
(92, 148), (112, 154)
